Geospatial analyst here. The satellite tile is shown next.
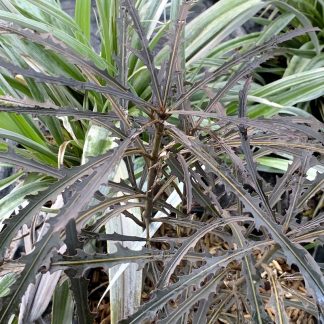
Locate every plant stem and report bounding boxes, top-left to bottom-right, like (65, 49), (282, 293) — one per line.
(143, 121), (164, 240)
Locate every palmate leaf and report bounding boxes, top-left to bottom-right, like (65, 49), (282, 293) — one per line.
(45, 161), (122, 236)
(0, 155), (98, 259)
(0, 43), (147, 128)
(166, 124), (324, 319)
(223, 194), (269, 321)
(43, 129), (143, 237)
(192, 299), (212, 324)
(108, 181), (184, 217)
(151, 214), (231, 240)
(269, 158), (301, 207)
(185, 147), (269, 322)
(126, 0), (169, 79)
(241, 250), (270, 323)
(82, 231), (147, 243)
(81, 202), (145, 233)
(211, 132), (324, 159)
(67, 275), (94, 324)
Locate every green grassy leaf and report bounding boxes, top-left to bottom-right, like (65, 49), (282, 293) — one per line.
(75, 0), (91, 42)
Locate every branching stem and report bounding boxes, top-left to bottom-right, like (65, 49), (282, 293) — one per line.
(143, 121), (165, 240)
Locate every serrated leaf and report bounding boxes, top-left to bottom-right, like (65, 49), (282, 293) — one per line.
(50, 244), (167, 276)
(0, 145), (128, 259)
(158, 271), (226, 324)
(157, 216), (249, 289)
(0, 23), (122, 90)
(0, 148), (63, 178)
(0, 57), (151, 110)
(171, 27), (319, 110)
(123, 0), (164, 106)
(0, 233), (61, 323)
(167, 124), (324, 317)
(121, 241), (268, 323)
(297, 173), (324, 210)
(177, 154), (192, 212)
(64, 220), (94, 323)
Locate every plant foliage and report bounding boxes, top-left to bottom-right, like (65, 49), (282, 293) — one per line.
(0, 0), (323, 323)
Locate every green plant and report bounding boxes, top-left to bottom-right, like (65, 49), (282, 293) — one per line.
(0, 0), (323, 323)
